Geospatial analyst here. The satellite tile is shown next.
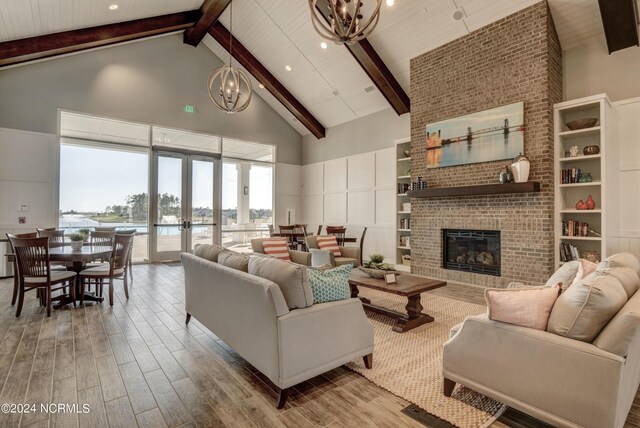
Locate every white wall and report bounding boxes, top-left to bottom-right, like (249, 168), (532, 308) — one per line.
(274, 163), (302, 226)
(609, 98), (640, 260)
(564, 40), (640, 102)
(301, 147), (396, 262)
(0, 127), (58, 233)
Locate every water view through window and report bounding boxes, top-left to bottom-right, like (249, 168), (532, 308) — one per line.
(59, 142), (149, 261)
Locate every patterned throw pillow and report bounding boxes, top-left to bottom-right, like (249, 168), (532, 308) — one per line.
(261, 238), (290, 261)
(307, 264), (352, 304)
(316, 236), (341, 257)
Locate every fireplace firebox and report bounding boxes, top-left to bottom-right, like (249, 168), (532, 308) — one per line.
(443, 229), (501, 276)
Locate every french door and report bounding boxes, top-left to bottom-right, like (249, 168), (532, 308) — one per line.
(150, 150), (220, 261)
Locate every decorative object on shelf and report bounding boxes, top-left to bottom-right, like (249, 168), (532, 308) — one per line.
(412, 177), (427, 190)
(406, 168), (411, 176)
(578, 172), (593, 183)
(309, 0), (382, 45)
(511, 153), (530, 183)
(565, 118), (598, 131)
(403, 149), (411, 158)
(359, 254), (398, 279)
(69, 233), (84, 251)
(401, 254), (411, 266)
(581, 250), (601, 264)
(585, 195), (596, 209)
(564, 150), (571, 157)
(569, 145), (580, 157)
(583, 145), (600, 156)
(425, 101), (524, 168)
(499, 165), (513, 184)
(575, 199), (587, 210)
(402, 202), (411, 212)
(207, 0), (252, 113)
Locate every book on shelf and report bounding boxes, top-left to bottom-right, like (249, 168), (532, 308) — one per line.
(561, 168), (581, 184)
(561, 220), (589, 237)
(559, 243), (581, 262)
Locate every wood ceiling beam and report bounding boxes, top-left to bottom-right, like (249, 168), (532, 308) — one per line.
(0, 11), (200, 67)
(315, 5), (410, 115)
(184, 0), (231, 47)
(209, 22), (326, 139)
(598, 0), (639, 53)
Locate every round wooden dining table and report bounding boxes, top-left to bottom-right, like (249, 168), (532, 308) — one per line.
(49, 245), (113, 306)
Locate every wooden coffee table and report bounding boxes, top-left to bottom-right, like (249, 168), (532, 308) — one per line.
(348, 270), (447, 333)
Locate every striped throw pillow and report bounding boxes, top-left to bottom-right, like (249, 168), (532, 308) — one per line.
(262, 238), (290, 261)
(316, 236), (341, 257)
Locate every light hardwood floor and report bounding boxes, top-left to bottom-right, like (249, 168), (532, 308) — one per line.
(0, 265), (638, 428)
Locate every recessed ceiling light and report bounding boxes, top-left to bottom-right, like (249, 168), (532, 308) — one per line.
(285, 65), (292, 71)
(386, 0), (395, 6)
(258, 83), (265, 89)
(452, 8), (466, 21)
(320, 42), (328, 49)
(108, 4), (119, 10)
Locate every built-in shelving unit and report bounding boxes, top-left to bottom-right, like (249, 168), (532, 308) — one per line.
(395, 137), (411, 272)
(553, 94), (619, 268)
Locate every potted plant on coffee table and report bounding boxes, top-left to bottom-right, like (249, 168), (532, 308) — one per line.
(358, 254), (398, 279)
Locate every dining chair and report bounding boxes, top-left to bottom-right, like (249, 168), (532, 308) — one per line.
(326, 226), (347, 247)
(268, 224), (276, 237)
(358, 227), (368, 266)
(94, 226), (117, 232)
(316, 225), (323, 236)
(278, 225), (296, 250)
(79, 234), (134, 306)
(7, 231), (37, 306)
(90, 230), (116, 247)
(7, 235), (76, 317)
(37, 229), (65, 247)
(293, 224), (308, 251)
(117, 229), (136, 282)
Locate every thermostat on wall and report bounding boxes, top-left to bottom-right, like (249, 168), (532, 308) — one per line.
(17, 204), (29, 212)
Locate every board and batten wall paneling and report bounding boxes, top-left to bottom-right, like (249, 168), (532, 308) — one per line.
(0, 127), (58, 232)
(275, 163), (302, 226)
(609, 98), (640, 261)
(301, 146), (397, 262)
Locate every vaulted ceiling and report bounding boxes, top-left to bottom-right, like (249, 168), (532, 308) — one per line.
(0, 0), (636, 136)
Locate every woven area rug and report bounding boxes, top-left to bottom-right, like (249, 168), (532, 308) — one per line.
(346, 289), (506, 428)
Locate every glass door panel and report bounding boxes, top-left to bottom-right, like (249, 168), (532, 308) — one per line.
(189, 158), (217, 251)
(152, 154), (186, 260)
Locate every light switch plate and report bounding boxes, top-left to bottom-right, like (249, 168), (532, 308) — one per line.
(17, 204), (29, 212)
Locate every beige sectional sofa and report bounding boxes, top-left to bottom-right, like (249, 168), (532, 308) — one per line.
(443, 253), (640, 428)
(181, 246), (374, 408)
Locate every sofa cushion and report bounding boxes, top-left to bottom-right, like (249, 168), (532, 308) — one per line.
(193, 244), (225, 262)
(593, 267), (640, 299)
(547, 274), (627, 342)
(261, 238), (291, 261)
(307, 264), (352, 304)
(485, 285), (560, 330)
(601, 252), (640, 276)
(545, 260), (580, 290)
(248, 256), (313, 309)
(217, 251), (250, 272)
(570, 259), (598, 286)
(316, 236), (341, 257)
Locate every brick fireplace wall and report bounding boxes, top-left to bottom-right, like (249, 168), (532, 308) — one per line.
(409, 1), (562, 287)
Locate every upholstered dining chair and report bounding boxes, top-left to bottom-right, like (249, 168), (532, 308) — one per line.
(7, 235), (76, 317)
(79, 234), (134, 306)
(116, 229), (136, 282)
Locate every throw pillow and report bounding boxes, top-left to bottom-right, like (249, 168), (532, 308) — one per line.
(485, 285), (560, 330)
(547, 274), (627, 342)
(545, 260), (580, 290)
(307, 264), (352, 304)
(316, 236), (342, 257)
(248, 256), (313, 309)
(261, 238), (291, 261)
(593, 267), (640, 299)
(570, 259), (598, 286)
(217, 250), (249, 273)
(193, 244), (225, 262)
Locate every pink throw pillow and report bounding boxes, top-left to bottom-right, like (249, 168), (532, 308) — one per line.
(570, 259), (598, 286)
(316, 236), (341, 257)
(262, 238), (291, 261)
(485, 285), (561, 330)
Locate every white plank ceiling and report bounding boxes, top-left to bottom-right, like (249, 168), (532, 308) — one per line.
(0, 0), (628, 135)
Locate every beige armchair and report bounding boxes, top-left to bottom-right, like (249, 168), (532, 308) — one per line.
(305, 236), (360, 267)
(251, 238), (311, 266)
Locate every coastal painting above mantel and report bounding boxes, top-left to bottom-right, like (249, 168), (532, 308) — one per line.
(426, 101), (524, 168)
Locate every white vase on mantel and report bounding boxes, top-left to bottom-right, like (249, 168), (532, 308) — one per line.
(511, 153), (530, 183)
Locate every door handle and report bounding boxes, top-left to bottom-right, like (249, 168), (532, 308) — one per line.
(186, 220), (191, 230)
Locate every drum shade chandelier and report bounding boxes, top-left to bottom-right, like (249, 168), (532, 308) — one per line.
(208, 0), (252, 113)
(309, 0), (382, 45)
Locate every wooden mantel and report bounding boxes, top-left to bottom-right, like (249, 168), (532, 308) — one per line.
(406, 181), (541, 198)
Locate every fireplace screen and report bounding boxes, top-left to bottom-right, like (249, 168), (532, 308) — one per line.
(443, 229), (501, 276)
